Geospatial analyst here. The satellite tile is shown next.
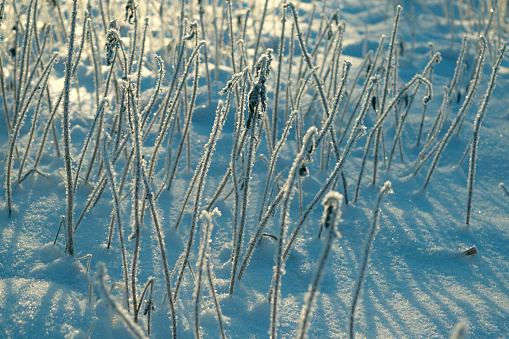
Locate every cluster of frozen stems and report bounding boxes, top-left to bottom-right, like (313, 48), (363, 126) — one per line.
(0, 0), (506, 337)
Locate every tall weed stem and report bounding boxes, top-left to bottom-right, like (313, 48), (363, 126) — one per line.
(297, 192), (342, 339)
(349, 181), (392, 339)
(61, 0), (79, 256)
(466, 44), (506, 226)
(270, 127), (317, 339)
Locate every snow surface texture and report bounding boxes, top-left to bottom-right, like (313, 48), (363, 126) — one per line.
(0, 0), (508, 338)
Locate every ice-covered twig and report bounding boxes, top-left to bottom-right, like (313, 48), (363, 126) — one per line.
(297, 192), (343, 339)
(349, 181), (392, 339)
(270, 126), (317, 339)
(61, 0), (79, 255)
(95, 263), (148, 339)
(466, 43), (506, 226)
(194, 209), (219, 338)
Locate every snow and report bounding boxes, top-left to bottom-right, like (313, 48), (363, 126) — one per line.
(1, 0), (509, 338)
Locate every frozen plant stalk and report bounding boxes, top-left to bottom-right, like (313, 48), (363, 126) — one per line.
(270, 126), (317, 339)
(230, 51), (272, 295)
(101, 133), (130, 311)
(297, 192), (343, 339)
(175, 95), (229, 298)
(349, 181), (392, 339)
(194, 209), (221, 339)
(95, 263), (148, 339)
(466, 43), (507, 226)
(6, 52), (59, 218)
(139, 158), (177, 338)
(62, 0), (79, 256)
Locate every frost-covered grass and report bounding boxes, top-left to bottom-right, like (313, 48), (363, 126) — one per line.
(0, 0), (508, 338)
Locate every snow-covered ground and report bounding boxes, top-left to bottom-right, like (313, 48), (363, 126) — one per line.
(0, 0), (508, 338)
